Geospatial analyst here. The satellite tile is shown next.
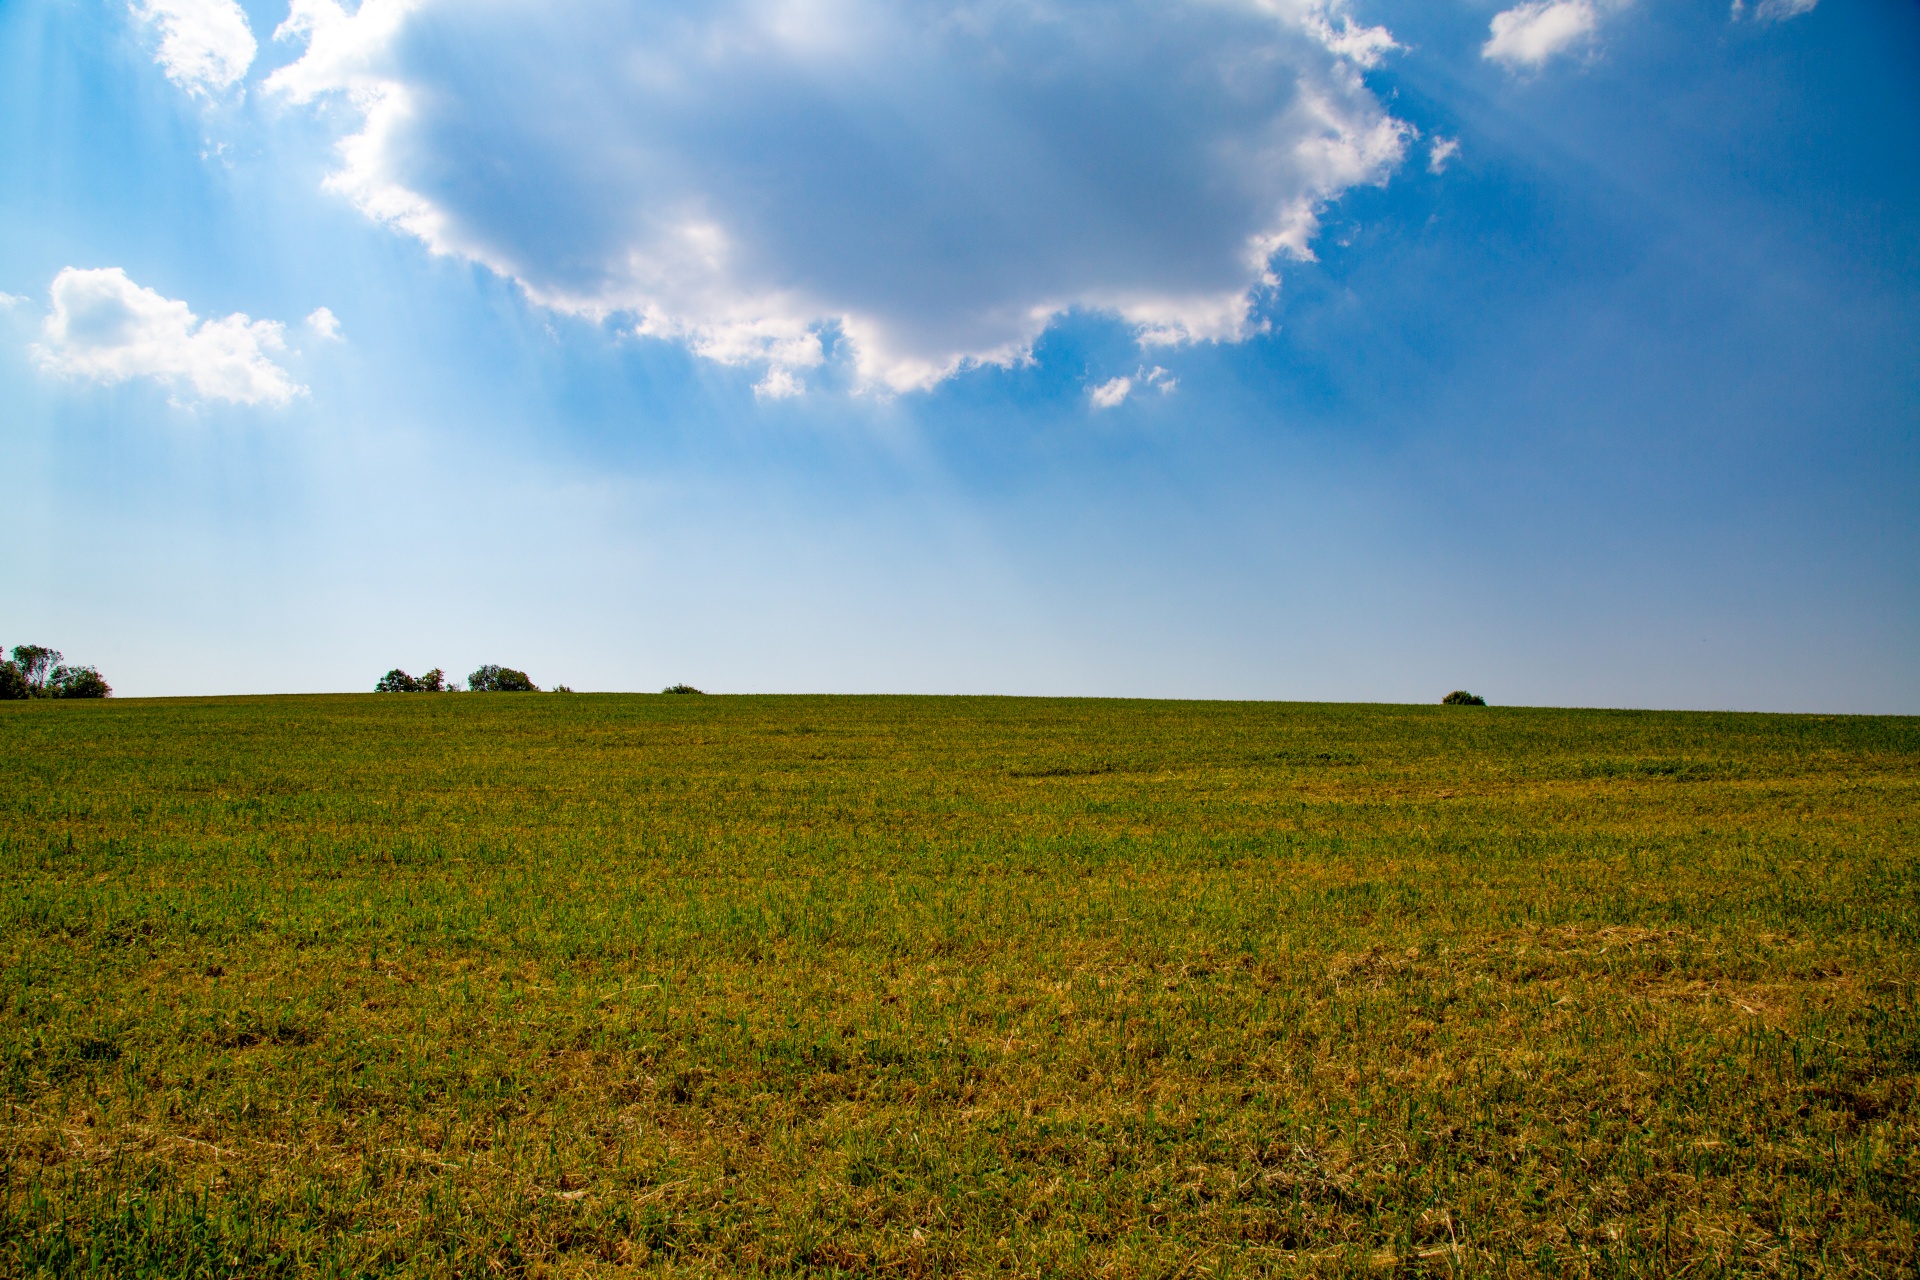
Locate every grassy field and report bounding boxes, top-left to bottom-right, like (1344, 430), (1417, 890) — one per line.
(1, 694), (1915, 1277)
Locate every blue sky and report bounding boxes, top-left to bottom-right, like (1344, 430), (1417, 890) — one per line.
(2, 0), (1915, 709)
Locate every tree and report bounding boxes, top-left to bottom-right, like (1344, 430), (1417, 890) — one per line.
(11, 646), (60, 695)
(2, 646), (112, 699)
(469, 664), (537, 692)
(48, 665), (111, 698)
(662, 683), (704, 695)
(1442, 690), (1487, 706)
(377, 667), (454, 692)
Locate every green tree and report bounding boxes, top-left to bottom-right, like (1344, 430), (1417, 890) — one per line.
(468, 664), (537, 692)
(1442, 690), (1487, 706)
(3, 646), (111, 698)
(48, 665), (111, 698)
(11, 646), (60, 694)
(377, 667), (455, 692)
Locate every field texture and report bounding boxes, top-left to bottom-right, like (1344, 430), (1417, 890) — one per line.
(1, 694), (1916, 1277)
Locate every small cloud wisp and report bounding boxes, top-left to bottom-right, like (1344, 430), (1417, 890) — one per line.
(1089, 366), (1176, 409)
(1732, 0), (1820, 22)
(305, 306), (342, 340)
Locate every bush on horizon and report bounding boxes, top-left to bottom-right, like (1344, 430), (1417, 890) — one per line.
(469, 664), (538, 692)
(1443, 689), (1488, 706)
(48, 665), (111, 698)
(375, 668), (452, 693)
(2, 644), (111, 699)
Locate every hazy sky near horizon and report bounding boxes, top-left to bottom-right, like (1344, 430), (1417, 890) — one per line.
(3, 0), (1915, 709)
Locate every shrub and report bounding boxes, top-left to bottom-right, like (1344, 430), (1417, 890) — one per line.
(469, 664), (537, 692)
(48, 666), (111, 699)
(662, 684), (704, 695)
(0, 660), (27, 701)
(1442, 690), (1487, 706)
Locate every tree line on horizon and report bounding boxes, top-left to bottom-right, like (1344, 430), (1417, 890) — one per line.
(376, 667), (707, 695)
(376, 664), (561, 693)
(0, 645), (110, 700)
(5, 647), (1477, 705)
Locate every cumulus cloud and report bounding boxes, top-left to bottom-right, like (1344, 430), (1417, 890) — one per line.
(1483, 1), (1599, 68)
(132, 0), (257, 95)
(31, 267), (303, 406)
(267, 0), (1408, 392)
(1428, 137), (1460, 174)
(306, 306), (342, 339)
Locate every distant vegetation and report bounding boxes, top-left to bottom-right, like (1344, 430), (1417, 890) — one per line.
(1, 695), (1913, 1274)
(0, 643), (110, 699)
(374, 665), (543, 693)
(467, 664), (537, 692)
(662, 683), (705, 694)
(374, 667), (452, 693)
(1443, 689), (1487, 705)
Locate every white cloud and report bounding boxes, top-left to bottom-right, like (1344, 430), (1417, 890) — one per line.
(1483, 1), (1598, 68)
(1304, 11), (1401, 67)
(1735, 0), (1819, 21)
(306, 306), (342, 339)
(1090, 366), (1176, 408)
(754, 367), (804, 399)
(268, 0), (1408, 393)
(1428, 137), (1460, 174)
(132, 0), (257, 95)
(31, 267), (303, 406)
(0, 292), (25, 309)
(1090, 376), (1134, 409)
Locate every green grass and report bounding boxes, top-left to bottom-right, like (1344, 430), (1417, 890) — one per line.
(1, 693), (1915, 1277)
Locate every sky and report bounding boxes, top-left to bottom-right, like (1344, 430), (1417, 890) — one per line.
(2, 0), (1915, 710)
